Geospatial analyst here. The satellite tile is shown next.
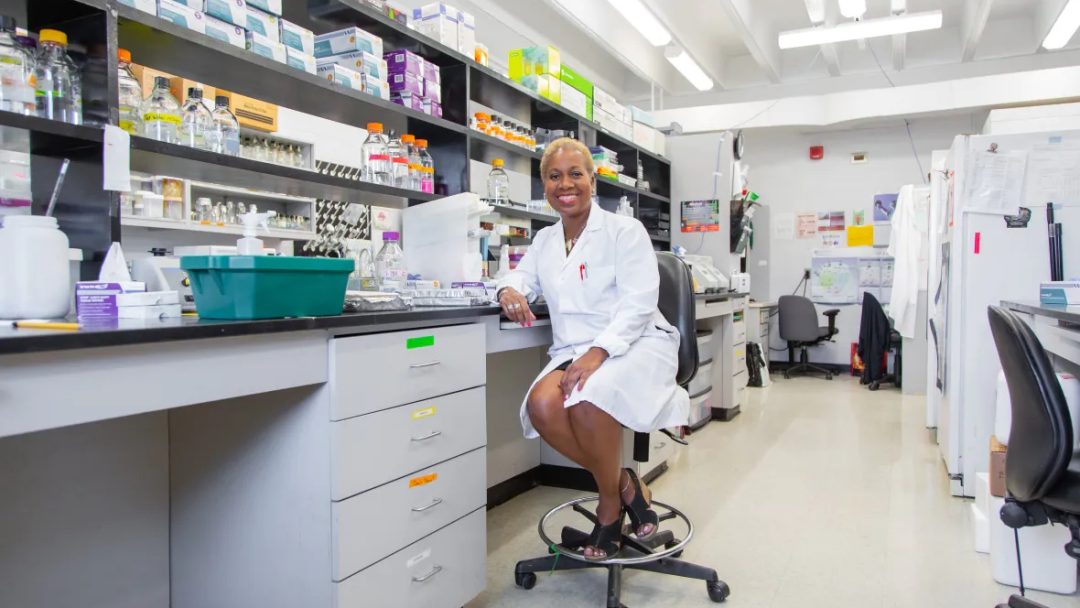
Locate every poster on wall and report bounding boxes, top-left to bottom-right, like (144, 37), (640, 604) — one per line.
(873, 194), (898, 222)
(853, 210), (866, 226)
(811, 256), (860, 304)
(773, 212), (795, 240)
(819, 231), (846, 249)
(796, 213), (817, 239)
(680, 200), (721, 232)
(817, 210), (846, 233)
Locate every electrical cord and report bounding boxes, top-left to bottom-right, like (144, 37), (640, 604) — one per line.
(867, 43), (927, 184)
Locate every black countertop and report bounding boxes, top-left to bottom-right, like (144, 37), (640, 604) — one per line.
(1002, 301), (1080, 326)
(695, 291), (749, 301)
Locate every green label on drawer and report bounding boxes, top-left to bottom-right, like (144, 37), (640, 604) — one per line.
(407, 335), (435, 349)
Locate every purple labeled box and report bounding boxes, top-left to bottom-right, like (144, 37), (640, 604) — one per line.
(385, 49), (422, 77)
(431, 101), (442, 118)
(76, 281), (147, 318)
(422, 58), (439, 83)
(391, 91), (424, 112)
(389, 71), (423, 97)
(424, 78), (441, 103)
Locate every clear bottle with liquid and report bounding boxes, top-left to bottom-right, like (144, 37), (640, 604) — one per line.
(402, 134), (421, 190)
(180, 87), (213, 150)
(387, 132), (409, 189)
(116, 48), (142, 135)
(362, 122), (391, 185)
(209, 95), (240, 156)
(33, 29), (75, 123)
(0, 16), (35, 115)
(417, 138), (435, 194)
(374, 231), (406, 291)
(142, 76), (180, 144)
(487, 158), (510, 205)
(61, 39), (82, 125)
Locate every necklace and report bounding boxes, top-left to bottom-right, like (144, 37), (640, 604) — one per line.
(564, 222), (586, 255)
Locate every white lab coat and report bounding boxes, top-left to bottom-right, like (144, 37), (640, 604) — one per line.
(888, 185), (929, 339)
(496, 204), (690, 438)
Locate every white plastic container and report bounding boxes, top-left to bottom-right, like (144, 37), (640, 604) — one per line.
(0, 215), (72, 319)
(989, 494), (1077, 593)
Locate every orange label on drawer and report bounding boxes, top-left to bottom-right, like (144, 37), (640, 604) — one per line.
(412, 406), (437, 420)
(409, 472), (438, 488)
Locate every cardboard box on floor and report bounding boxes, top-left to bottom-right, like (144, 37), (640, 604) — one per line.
(990, 435), (1007, 498)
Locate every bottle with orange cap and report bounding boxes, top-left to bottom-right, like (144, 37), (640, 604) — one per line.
(401, 134), (421, 190)
(116, 48), (143, 134)
(387, 130), (409, 189)
(487, 158), (509, 204)
(416, 139), (435, 194)
(362, 122), (391, 185)
(32, 29), (77, 123)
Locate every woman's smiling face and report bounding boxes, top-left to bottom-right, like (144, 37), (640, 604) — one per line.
(544, 147), (594, 218)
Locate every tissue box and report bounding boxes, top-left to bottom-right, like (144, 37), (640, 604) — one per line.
(318, 51), (386, 80)
(246, 30), (286, 63)
(317, 63), (364, 91)
(203, 15), (245, 48)
(118, 0), (156, 13)
(457, 9), (475, 57)
(76, 281), (148, 318)
(157, 0), (206, 34)
(385, 49), (423, 77)
(245, 0), (280, 15)
(412, 3), (458, 49)
(1041, 281), (1080, 305)
(203, 0), (244, 26)
(279, 19), (314, 55)
(244, 6), (278, 40)
(314, 26), (383, 58)
(364, 75), (389, 100)
(285, 47), (316, 74)
(389, 71), (423, 97)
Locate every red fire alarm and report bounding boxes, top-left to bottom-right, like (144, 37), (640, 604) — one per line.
(810, 145), (824, 160)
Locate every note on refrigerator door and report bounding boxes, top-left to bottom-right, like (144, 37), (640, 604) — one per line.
(1026, 146), (1080, 205)
(966, 150), (1026, 213)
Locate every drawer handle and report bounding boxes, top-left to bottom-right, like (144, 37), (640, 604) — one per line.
(412, 564), (443, 583)
(411, 430), (443, 442)
(409, 361), (442, 369)
(654, 442), (666, 450)
(412, 497), (444, 512)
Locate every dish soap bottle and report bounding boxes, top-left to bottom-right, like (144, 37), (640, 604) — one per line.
(237, 209), (276, 256)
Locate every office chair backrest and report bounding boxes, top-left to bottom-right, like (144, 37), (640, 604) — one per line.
(657, 252), (698, 387)
(778, 295), (822, 343)
(987, 306), (1073, 503)
(862, 292), (888, 327)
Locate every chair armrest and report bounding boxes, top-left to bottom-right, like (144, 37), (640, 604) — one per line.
(822, 309), (840, 338)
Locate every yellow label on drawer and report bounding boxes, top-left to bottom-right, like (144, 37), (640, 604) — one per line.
(411, 406), (437, 420)
(409, 472), (438, 488)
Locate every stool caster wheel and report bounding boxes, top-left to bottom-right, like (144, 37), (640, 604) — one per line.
(826, 373), (833, 380)
(783, 371), (791, 379)
(515, 572), (537, 590)
(869, 381), (880, 391)
(665, 539), (684, 558)
(707, 580), (730, 602)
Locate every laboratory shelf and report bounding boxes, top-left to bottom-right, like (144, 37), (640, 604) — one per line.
(638, 190), (672, 204)
(649, 233), (672, 243)
(469, 130), (543, 161)
(128, 135), (439, 206)
(484, 203), (559, 224)
(0, 110), (103, 155)
(122, 216), (316, 240)
(596, 178), (642, 196)
(114, 3), (469, 138)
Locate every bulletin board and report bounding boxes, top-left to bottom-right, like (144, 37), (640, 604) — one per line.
(680, 200), (721, 232)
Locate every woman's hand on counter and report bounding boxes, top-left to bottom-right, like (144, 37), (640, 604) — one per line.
(560, 347), (609, 398)
(498, 287), (536, 326)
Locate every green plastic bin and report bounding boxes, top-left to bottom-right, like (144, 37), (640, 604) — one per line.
(180, 256), (354, 320)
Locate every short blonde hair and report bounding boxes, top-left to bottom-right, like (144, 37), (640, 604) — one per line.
(540, 137), (595, 176)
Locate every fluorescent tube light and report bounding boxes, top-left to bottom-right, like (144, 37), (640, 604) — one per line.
(605, 0), (671, 47)
(839, 0), (867, 19)
(890, 0), (907, 13)
(778, 10), (943, 49)
(1043, 0), (1080, 50)
(665, 46), (714, 91)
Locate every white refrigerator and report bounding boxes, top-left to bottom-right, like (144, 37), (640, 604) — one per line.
(932, 131), (1080, 497)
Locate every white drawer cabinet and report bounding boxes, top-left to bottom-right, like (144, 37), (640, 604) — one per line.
(330, 324), (485, 420)
(687, 361), (712, 397)
(334, 508), (486, 608)
(333, 447), (486, 581)
(331, 387), (486, 500)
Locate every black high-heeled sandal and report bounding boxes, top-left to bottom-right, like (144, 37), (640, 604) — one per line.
(584, 509), (624, 561)
(621, 468), (660, 540)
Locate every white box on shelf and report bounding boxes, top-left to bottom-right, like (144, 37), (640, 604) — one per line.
(119, 0), (156, 13)
(989, 495), (1076, 593)
(246, 30), (286, 64)
(245, 0), (280, 16)
(203, 14), (245, 48)
(559, 85), (589, 119)
(314, 27), (383, 58)
(285, 47), (316, 74)
(629, 105), (657, 129)
(413, 3), (458, 49)
(244, 5), (278, 40)
(457, 10), (475, 57)
(633, 121), (658, 153)
(203, 0), (245, 26)
(364, 75), (389, 100)
(116, 291), (181, 307)
(118, 304), (183, 319)
(318, 63), (364, 91)
(157, 0), (206, 34)
(317, 51), (386, 80)
(279, 19), (315, 55)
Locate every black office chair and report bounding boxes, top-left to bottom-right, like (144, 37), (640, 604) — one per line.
(987, 306), (1080, 608)
(858, 292), (902, 391)
(513, 252), (730, 607)
(778, 295), (839, 380)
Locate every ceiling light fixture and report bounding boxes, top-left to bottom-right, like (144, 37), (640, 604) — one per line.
(1043, 0), (1080, 50)
(778, 10), (943, 49)
(890, 0), (907, 13)
(604, 0), (671, 47)
(838, 0), (867, 19)
(664, 46), (714, 91)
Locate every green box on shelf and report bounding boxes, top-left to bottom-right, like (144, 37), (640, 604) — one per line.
(508, 45), (560, 82)
(180, 255), (353, 320)
(559, 64), (593, 98)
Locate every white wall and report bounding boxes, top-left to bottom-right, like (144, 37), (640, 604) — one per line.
(668, 114), (977, 365)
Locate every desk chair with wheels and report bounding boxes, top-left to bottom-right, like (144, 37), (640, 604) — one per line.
(988, 306), (1080, 608)
(858, 292), (902, 391)
(778, 295), (839, 380)
(513, 252), (730, 607)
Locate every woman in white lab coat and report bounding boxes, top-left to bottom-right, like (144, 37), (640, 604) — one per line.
(497, 138), (689, 559)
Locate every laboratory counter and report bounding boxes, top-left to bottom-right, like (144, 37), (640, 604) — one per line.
(1003, 300), (1080, 327)
(1002, 300), (1080, 372)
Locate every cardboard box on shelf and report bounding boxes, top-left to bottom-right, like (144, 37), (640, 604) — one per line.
(246, 30), (286, 64)
(629, 105), (657, 129)
(285, 47), (316, 75)
(633, 121), (660, 154)
(457, 9), (475, 57)
(385, 49), (423, 77)
(203, 14), (245, 49)
(412, 3), (458, 49)
(118, 0), (156, 13)
(314, 26), (383, 59)
(364, 75), (389, 100)
(423, 78), (441, 103)
(157, 0), (206, 34)
(244, 6), (278, 40)
(318, 51), (387, 80)
(203, 0), (245, 26)
(559, 84), (591, 121)
(559, 64), (593, 98)
(131, 64), (173, 99)
(389, 71), (423, 97)
(990, 435), (1007, 498)
(217, 90), (278, 132)
(509, 45), (560, 82)
(279, 19), (315, 55)
(245, 0), (280, 16)
(317, 63), (363, 92)
(168, 76), (216, 108)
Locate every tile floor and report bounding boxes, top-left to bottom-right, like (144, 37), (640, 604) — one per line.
(471, 375), (1080, 608)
